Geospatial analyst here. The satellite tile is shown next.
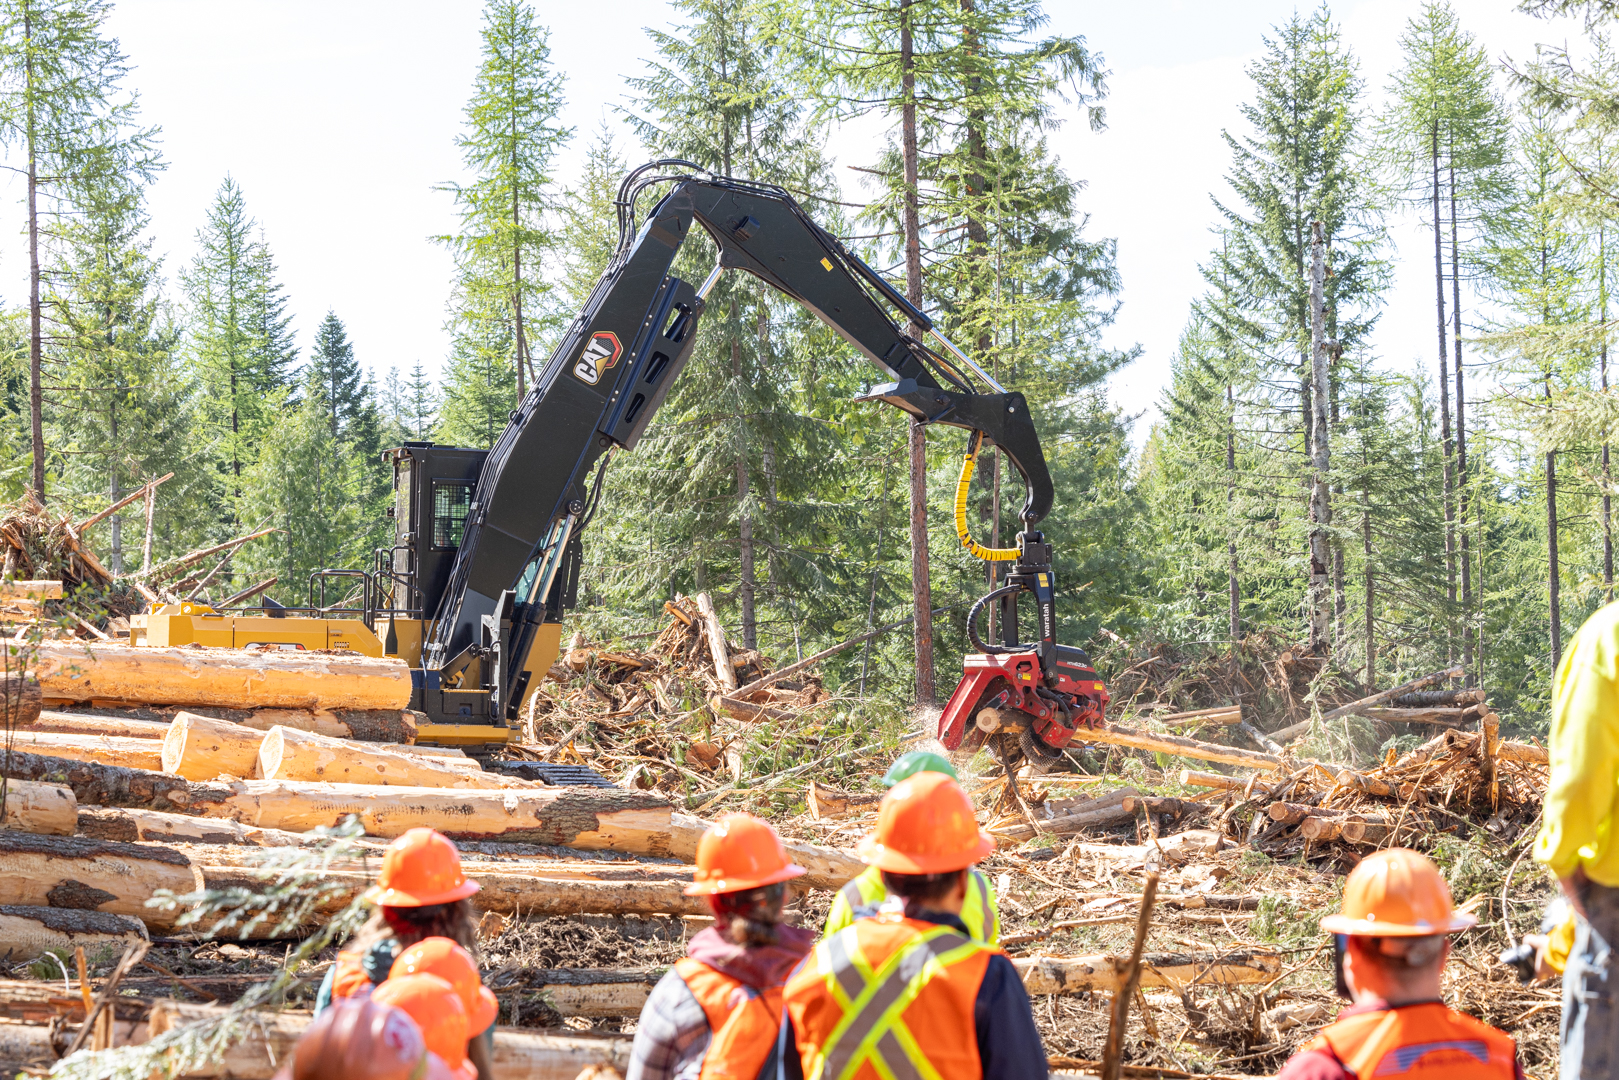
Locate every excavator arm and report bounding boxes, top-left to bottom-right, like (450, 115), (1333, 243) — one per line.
(421, 164), (1055, 725)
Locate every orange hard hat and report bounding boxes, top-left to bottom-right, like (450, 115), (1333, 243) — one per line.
(685, 813), (807, 895)
(1320, 848), (1477, 937)
(390, 937), (498, 1033)
(374, 828), (481, 908)
(290, 997), (426, 1080)
(857, 770), (994, 874)
(371, 974), (473, 1080)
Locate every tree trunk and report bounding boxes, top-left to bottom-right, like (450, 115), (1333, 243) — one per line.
(1227, 389), (1240, 644)
(256, 725), (521, 789)
(1432, 122), (1455, 656)
(1450, 154), (1472, 680)
(1549, 444), (1562, 670)
(900, 0), (934, 705)
(1307, 222), (1331, 654)
(30, 641), (412, 712)
(0, 832), (200, 930)
(732, 329), (756, 650)
(25, 5), (43, 504)
(162, 711), (264, 780)
(6, 731), (162, 772)
(1362, 486), (1375, 688)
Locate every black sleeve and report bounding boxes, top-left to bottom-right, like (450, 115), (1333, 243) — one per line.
(776, 1008), (805, 1080)
(975, 954), (1048, 1080)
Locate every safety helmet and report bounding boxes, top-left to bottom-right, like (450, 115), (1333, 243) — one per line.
(882, 750), (959, 788)
(289, 997), (427, 1080)
(685, 813), (807, 895)
(373, 828), (481, 908)
(371, 974), (474, 1080)
(390, 937), (499, 1033)
(857, 771), (994, 874)
(1320, 848), (1477, 937)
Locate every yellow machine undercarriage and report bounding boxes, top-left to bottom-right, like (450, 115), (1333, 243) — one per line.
(129, 606), (563, 748)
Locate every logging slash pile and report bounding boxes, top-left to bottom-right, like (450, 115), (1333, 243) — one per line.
(0, 502), (1564, 1080)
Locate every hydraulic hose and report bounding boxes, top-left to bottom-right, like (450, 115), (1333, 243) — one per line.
(955, 431), (1021, 563)
(966, 583), (1033, 654)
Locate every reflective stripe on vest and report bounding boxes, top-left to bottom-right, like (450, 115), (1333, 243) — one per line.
(674, 958), (783, 1080)
(798, 921), (990, 1080)
(1301, 1002), (1517, 1078)
(835, 867), (997, 945)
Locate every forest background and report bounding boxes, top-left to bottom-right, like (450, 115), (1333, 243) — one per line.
(3, 0), (1618, 736)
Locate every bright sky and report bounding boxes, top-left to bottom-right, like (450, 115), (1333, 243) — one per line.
(19, 0), (1584, 439)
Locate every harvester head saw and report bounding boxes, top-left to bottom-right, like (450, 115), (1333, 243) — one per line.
(936, 434), (1109, 770)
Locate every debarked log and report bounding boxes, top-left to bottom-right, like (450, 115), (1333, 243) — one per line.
(1013, 950), (1283, 994)
(31, 640), (412, 712)
(4, 729), (163, 771)
(30, 709), (170, 738)
(0, 779), (77, 836)
(163, 712), (264, 781)
(75, 806), (351, 848)
(146, 1001), (633, 1080)
(256, 725), (519, 789)
(1067, 726), (1284, 772)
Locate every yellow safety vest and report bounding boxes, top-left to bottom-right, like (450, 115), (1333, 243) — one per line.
(823, 865), (999, 945)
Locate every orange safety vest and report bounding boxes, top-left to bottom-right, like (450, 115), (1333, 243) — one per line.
(1300, 1002), (1518, 1078)
(784, 916), (994, 1080)
(674, 958), (786, 1080)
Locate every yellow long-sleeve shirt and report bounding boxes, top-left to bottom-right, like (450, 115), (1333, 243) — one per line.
(1536, 601), (1619, 886)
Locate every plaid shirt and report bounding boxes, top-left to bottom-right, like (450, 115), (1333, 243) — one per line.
(627, 968), (712, 1080)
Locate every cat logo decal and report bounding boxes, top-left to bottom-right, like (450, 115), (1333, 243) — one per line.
(572, 331), (623, 385)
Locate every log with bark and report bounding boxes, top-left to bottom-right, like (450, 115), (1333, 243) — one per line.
(0, 905), (147, 962)
(0, 748), (205, 813)
(75, 806), (345, 848)
(31, 641), (412, 712)
(1, 675), (41, 728)
(0, 832), (200, 930)
(1148, 706), (1242, 727)
(145, 1001), (633, 1080)
(0, 779), (76, 835)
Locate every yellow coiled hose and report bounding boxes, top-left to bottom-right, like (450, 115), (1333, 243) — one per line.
(955, 431), (1020, 562)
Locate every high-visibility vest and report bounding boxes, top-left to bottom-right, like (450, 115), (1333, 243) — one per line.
(1299, 1002), (1517, 1078)
(823, 866), (1000, 945)
(784, 916), (994, 1080)
(674, 958), (785, 1080)
(330, 949), (376, 1001)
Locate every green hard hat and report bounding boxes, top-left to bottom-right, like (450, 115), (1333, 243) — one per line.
(882, 750), (959, 788)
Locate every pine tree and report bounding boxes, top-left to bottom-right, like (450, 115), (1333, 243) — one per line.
(0, 0), (160, 502)
(181, 178), (298, 525)
(438, 0), (570, 404)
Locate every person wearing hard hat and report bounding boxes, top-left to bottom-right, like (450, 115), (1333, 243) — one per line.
(1534, 601), (1619, 1079)
(314, 829), (494, 1080)
(626, 813), (816, 1080)
(391, 939), (499, 1080)
(372, 974), (478, 1080)
(780, 771), (1046, 1080)
(271, 996), (456, 1080)
(822, 751), (1000, 945)
(1277, 849), (1523, 1080)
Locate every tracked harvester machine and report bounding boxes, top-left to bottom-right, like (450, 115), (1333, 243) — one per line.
(135, 162), (1109, 756)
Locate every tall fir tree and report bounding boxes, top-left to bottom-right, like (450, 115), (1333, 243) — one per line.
(437, 0), (570, 414)
(180, 178), (298, 527)
(0, 0), (160, 502)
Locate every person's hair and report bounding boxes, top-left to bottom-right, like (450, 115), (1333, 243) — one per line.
(707, 883), (786, 947)
(344, 899), (481, 961)
(1350, 934), (1447, 978)
(880, 869), (966, 915)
